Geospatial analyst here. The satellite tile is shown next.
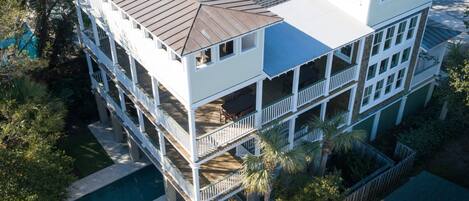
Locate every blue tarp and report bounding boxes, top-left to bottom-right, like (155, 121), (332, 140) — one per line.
(263, 22), (331, 78)
(0, 25), (38, 59)
(421, 19), (461, 51)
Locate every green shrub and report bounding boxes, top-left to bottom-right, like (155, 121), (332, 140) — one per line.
(276, 171), (345, 201)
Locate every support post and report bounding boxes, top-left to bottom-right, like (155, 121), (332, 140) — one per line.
(111, 113), (124, 142)
(127, 134), (140, 161)
(109, 37), (118, 68)
(255, 80), (263, 128)
(355, 39), (365, 81)
(129, 54), (138, 89)
(94, 93), (110, 126)
(188, 108), (198, 162)
(85, 53), (95, 88)
(151, 77), (160, 106)
(320, 101), (328, 121)
(370, 110), (381, 141)
(288, 117), (296, 150)
(118, 87), (126, 111)
(137, 107), (144, 132)
(91, 16), (100, 47)
(347, 86), (357, 125)
(292, 67), (300, 112)
(324, 52), (334, 95)
(396, 96), (407, 125)
(192, 165), (201, 201)
(425, 82), (435, 106)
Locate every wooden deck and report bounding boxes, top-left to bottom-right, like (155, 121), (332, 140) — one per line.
(166, 143), (242, 188)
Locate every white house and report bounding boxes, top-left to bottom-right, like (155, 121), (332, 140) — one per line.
(75, 0), (439, 200)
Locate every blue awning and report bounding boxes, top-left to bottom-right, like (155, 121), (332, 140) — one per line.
(263, 22), (332, 78)
(422, 19), (461, 51)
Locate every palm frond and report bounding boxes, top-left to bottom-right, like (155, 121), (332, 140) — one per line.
(332, 129), (367, 152)
(298, 140), (321, 162)
(277, 147), (307, 173)
(241, 154), (273, 194)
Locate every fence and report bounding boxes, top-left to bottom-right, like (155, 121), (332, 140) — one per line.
(344, 142), (416, 201)
(262, 95), (293, 124)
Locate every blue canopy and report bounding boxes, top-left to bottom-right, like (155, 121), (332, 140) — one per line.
(421, 19), (461, 51)
(263, 22), (331, 78)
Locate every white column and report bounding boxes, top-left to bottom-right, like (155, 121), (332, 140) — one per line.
(75, 4), (85, 31)
(320, 101), (328, 121)
(128, 135), (141, 161)
(111, 113), (124, 142)
(288, 117), (296, 150)
(324, 52), (334, 95)
(347, 86), (357, 125)
(85, 53), (95, 88)
(119, 87), (126, 111)
(137, 107), (144, 132)
(425, 82), (435, 106)
(100, 67), (109, 91)
(95, 93), (110, 126)
(354, 39), (365, 81)
(109, 37), (118, 67)
(396, 96), (407, 125)
(91, 16), (100, 47)
(292, 67), (300, 112)
(151, 77), (160, 106)
(158, 129), (166, 156)
(191, 164), (201, 201)
(129, 54), (138, 87)
(370, 110), (381, 141)
(188, 108), (198, 161)
(255, 80), (263, 128)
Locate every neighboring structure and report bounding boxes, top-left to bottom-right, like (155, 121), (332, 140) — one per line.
(74, 0), (438, 200)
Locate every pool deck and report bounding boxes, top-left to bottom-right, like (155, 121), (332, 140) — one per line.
(67, 122), (150, 201)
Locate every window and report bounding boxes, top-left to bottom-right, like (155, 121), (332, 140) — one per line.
(379, 58), (389, 74)
(157, 40), (167, 51)
(385, 74), (395, 94)
(242, 33), (257, 51)
(401, 47), (411, 63)
(219, 40), (234, 59)
(171, 52), (181, 62)
(374, 80), (384, 100)
(371, 31), (383, 56)
(362, 86), (373, 106)
(340, 44), (353, 57)
(145, 31), (153, 40)
(390, 52), (400, 68)
(395, 21), (407, 45)
(133, 21), (141, 30)
(367, 64), (377, 80)
(196, 48), (212, 67)
(383, 26), (395, 50)
(395, 69), (405, 89)
(407, 16), (418, 40)
(122, 12), (129, 20)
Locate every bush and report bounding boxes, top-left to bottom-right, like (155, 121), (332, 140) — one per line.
(329, 150), (380, 186)
(276, 171), (345, 201)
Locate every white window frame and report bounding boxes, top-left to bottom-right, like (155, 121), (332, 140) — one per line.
(407, 15), (419, 40)
(241, 32), (257, 52)
(395, 20), (407, 45)
(383, 26), (396, 51)
(371, 31), (384, 56)
(195, 47), (214, 69)
(219, 40), (236, 60)
(374, 79), (384, 100)
(384, 74), (395, 94)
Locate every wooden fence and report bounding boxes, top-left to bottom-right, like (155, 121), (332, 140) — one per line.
(344, 142), (416, 201)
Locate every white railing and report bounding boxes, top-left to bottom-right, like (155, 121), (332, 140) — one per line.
(197, 113), (256, 158)
(329, 65), (358, 91)
(294, 127), (323, 146)
(411, 65), (438, 88)
(297, 80), (327, 107)
(155, 108), (192, 153)
(134, 87), (156, 113)
(114, 66), (133, 90)
(163, 157), (194, 199)
(200, 170), (242, 201)
(262, 95), (293, 124)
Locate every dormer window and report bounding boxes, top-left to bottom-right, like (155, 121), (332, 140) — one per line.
(171, 52), (181, 63)
(122, 12), (129, 20)
(157, 40), (167, 51)
(196, 48), (212, 67)
(219, 40), (234, 60)
(242, 32), (257, 52)
(133, 21), (141, 30)
(145, 31), (153, 40)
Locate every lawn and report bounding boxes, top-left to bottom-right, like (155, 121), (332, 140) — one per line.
(59, 115), (114, 179)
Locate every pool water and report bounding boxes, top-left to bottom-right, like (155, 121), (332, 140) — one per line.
(0, 24), (38, 59)
(77, 165), (165, 201)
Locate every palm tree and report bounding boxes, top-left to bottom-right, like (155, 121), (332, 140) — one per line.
(241, 125), (307, 201)
(308, 113), (366, 176)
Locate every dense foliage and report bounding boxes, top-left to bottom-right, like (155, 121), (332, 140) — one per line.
(276, 171), (345, 201)
(0, 78), (74, 201)
(445, 45), (469, 106)
(328, 150), (380, 186)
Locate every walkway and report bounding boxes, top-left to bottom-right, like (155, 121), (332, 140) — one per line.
(67, 122), (149, 201)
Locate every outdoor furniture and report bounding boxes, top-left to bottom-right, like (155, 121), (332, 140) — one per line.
(220, 94), (255, 123)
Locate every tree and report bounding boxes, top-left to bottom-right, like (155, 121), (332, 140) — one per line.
(446, 44), (469, 106)
(308, 114), (366, 176)
(0, 77), (74, 201)
(241, 126), (308, 201)
(289, 171), (345, 201)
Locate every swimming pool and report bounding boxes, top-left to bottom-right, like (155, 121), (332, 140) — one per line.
(77, 165), (165, 201)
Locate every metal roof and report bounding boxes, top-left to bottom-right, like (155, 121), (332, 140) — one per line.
(263, 22), (331, 78)
(113, 0), (282, 56)
(421, 19), (461, 51)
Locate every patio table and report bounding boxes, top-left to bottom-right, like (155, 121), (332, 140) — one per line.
(220, 94), (255, 122)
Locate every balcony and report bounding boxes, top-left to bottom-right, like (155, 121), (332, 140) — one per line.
(165, 143), (244, 201)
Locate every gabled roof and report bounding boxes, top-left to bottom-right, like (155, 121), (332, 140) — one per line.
(421, 19), (461, 51)
(113, 0), (282, 56)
